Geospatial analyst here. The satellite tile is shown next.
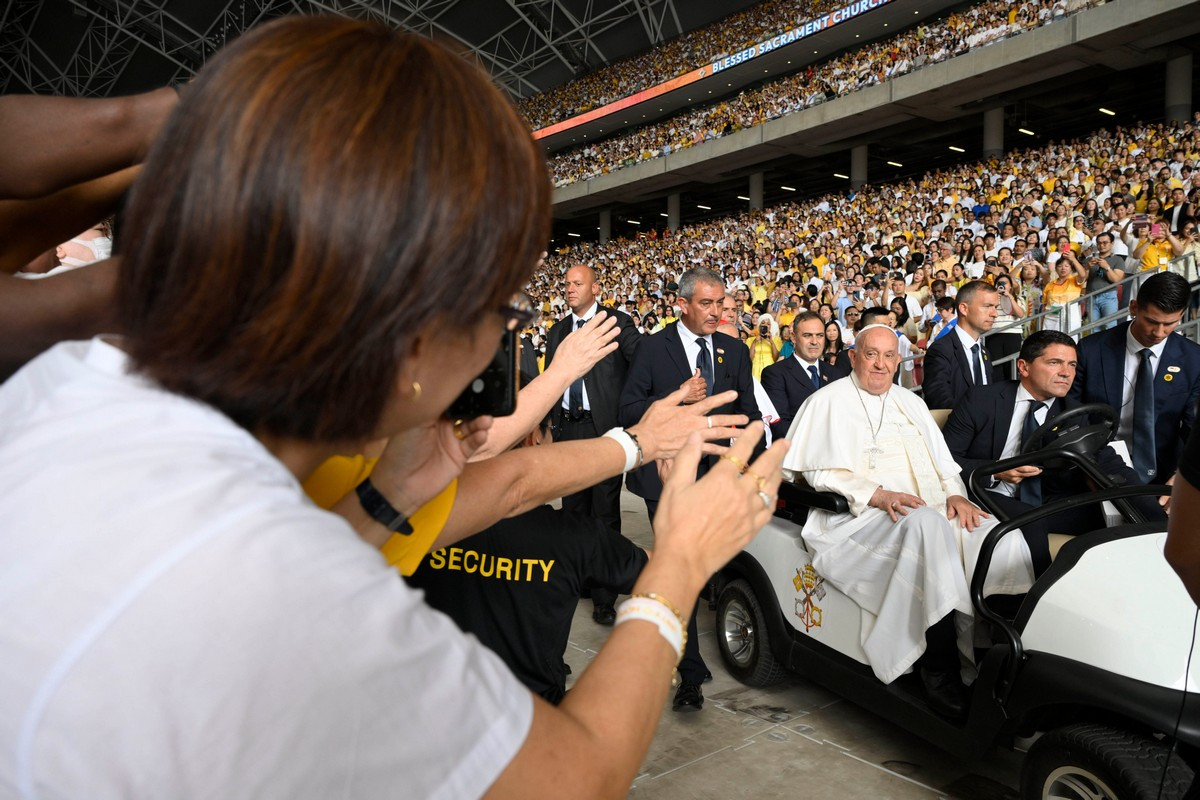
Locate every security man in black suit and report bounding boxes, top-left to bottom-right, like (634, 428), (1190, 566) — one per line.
(619, 266), (760, 712)
(942, 331), (1162, 575)
(761, 311), (850, 441)
(544, 264), (641, 624)
(923, 280), (1003, 409)
(1067, 272), (1200, 493)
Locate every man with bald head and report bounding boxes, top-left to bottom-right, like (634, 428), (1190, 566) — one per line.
(544, 263), (641, 624)
(783, 325), (1033, 718)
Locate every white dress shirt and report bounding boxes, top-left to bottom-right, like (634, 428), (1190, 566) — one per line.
(955, 324), (988, 386)
(993, 384), (1049, 497)
(676, 320), (715, 383)
(1118, 327), (1169, 444)
(560, 301), (599, 411)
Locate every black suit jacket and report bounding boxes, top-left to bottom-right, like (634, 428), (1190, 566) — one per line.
(544, 306), (641, 434)
(1067, 322), (1200, 481)
(618, 323), (760, 501)
(760, 356), (847, 442)
(922, 327), (1001, 409)
(942, 381), (1141, 504)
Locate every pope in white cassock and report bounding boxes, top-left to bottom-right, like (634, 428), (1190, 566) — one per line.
(782, 325), (1034, 717)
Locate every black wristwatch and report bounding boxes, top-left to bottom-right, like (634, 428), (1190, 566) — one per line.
(355, 477), (415, 535)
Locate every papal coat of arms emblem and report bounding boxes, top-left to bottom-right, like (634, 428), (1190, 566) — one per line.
(793, 564), (826, 632)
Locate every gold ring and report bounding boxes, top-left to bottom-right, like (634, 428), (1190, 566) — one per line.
(744, 469), (767, 491)
(453, 419), (467, 441)
(720, 453), (748, 474)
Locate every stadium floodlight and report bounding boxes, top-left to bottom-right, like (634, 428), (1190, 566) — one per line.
(1019, 128), (1035, 136)
(568, 232), (581, 237)
(1099, 108), (1116, 116)
(628, 220), (640, 225)
(737, 196), (750, 201)
(697, 205), (711, 210)
(834, 173), (849, 179)
(660, 213), (669, 217)
(781, 186), (796, 191)
(949, 146), (965, 153)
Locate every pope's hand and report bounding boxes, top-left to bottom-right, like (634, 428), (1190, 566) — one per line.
(995, 465), (1042, 485)
(681, 368), (708, 404)
(946, 494), (989, 532)
(869, 487), (925, 522)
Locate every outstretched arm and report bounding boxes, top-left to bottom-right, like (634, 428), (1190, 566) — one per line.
(0, 89), (176, 199)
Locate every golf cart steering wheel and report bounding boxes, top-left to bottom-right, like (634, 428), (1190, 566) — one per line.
(1021, 402), (1118, 465)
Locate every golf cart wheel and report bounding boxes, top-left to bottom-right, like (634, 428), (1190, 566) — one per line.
(1021, 723), (1193, 800)
(715, 579), (786, 687)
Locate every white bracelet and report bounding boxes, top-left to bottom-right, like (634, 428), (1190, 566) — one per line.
(602, 427), (640, 473)
(615, 597), (686, 663)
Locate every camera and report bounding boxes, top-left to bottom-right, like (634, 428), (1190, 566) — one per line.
(447, 329), (518, 420)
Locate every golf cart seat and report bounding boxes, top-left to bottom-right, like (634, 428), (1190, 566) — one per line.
(1047, 532), (1075, 561)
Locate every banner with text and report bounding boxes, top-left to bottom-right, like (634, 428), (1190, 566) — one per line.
(532, 0), (893, 140)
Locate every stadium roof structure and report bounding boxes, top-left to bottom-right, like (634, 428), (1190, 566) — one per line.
(0, 0), (773, 99)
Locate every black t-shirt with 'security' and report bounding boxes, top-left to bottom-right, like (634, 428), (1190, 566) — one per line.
(406, 505), (646, 704)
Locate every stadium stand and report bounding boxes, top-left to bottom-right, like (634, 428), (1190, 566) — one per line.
(545, 0), (1103, 188)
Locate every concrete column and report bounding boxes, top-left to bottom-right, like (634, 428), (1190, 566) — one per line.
(748, 172), (764, 210)
(1166, 52), (1193, 125)
(850, 145), (868, 189)
(983, 107), (1004, 159)
(667, 192), (681, 232)
(599, 208), (611, 244)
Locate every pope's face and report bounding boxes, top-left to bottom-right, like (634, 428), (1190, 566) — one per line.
(850, 328), (899, 395)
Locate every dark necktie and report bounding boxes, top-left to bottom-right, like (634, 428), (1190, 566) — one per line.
(1132, 347), (1157, 480)
(807, 364), (821, 390)
(971, 342), (984, 385)
(1018, 399), (1045, 505)
(696, 339), (714, 396)
(567, 319), (586, 419)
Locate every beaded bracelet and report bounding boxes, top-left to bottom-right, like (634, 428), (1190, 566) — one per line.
(615, 596), (686, 664)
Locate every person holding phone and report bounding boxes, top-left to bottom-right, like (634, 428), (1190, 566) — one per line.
(1042, 239), (1088, 333)
(1085, 232), (1126, 331)
(0, 20), (791, 798)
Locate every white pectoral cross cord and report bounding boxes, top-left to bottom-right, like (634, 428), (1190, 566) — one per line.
(853, 381), (890, 471)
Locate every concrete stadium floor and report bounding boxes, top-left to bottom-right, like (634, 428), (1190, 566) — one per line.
(562, 489), (1023, 800)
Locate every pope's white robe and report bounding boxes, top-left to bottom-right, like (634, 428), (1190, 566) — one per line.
(782, 375), (1034, 684)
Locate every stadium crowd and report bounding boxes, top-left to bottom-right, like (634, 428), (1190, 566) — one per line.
(517, 0), (841, 131)
(530, 116), (1200, 365)
(547, 0), (1104, 188)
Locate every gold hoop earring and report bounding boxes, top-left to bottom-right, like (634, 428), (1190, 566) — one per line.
(411, 381), (422, 402)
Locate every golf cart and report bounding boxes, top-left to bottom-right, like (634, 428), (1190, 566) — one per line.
(712, 403), (1199, 799)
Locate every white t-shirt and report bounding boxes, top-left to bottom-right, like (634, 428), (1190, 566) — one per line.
(0, 339), (532, 800)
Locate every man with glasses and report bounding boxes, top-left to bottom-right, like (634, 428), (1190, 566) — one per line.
(1085, 232), (1125, 331)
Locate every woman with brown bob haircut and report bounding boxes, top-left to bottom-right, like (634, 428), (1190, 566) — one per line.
(0, 14), (789, 800)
